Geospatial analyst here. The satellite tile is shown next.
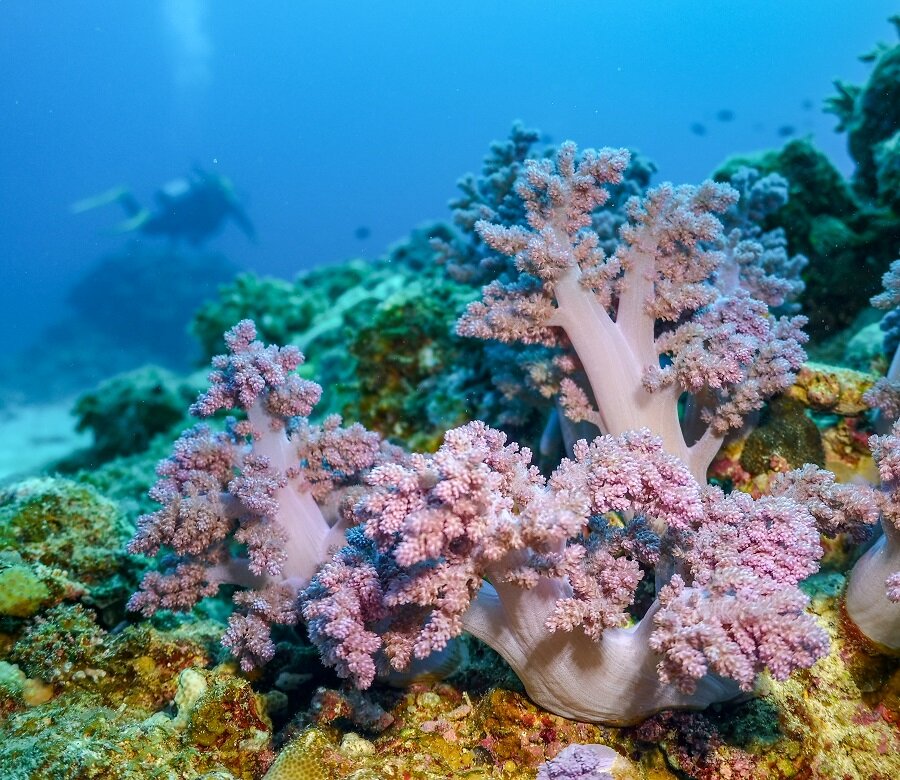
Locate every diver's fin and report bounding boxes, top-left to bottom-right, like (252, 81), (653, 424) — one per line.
(230, 204), (257, 242)
(71, 187), (141, 217)
(111, 210), (152, 234)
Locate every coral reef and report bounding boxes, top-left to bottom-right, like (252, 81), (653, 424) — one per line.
(1, 647), (274, 779)
(710, 362), (878, 493)
(117, 135), (898, 745)
(739, 395), (825, 476)
(715, 138), (899, 344)
(57, 365), (202, 469)
(298, 141), (834, 725)
(345, 277), (482, 451)
(6, 49), (900, 772)
(261, 602), (900, 780)
(826, 15), (900, 207)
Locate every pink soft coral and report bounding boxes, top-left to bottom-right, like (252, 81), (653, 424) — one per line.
(458, 142), (807, 479)
(128, 320), (386, 670)
(302, 423), (826, 724)
(302, 141), (823, 724)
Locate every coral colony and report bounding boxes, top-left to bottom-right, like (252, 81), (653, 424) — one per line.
(128, 141), (900, 729)
(128, 320), (387, 670)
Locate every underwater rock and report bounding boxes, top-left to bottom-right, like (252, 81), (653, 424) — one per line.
(0, 597), (276, 779)
(0, 554), (82, 619)
(0, 478), (138, 616)
(0, 661), (274, 779)
(845, 321), (887, 372)
(740, 395), (825, 476)
(0, 660), (52, 714)
(179, 669), (274, 774)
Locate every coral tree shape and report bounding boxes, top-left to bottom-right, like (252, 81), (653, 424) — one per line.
(302, 423), (828, 724)
(128, 320), (385, 669)
(457, 142), (807, 480)
(302, 140), (826, 725)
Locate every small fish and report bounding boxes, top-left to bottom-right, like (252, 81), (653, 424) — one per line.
(777, 125), (796, 138)
(715, 109), (735, 122)
(690, 122), (707, 136)
(354, 225), (371, 240)
(801, 99), (814, 111)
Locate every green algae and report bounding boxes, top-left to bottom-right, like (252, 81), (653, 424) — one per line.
(0, 478), (139, 614)
(345, 278), (480, 451)
(8, 604), (209, 707)
(0, 676), (272, 779)
(0, 560), (53, 618)
(0, 599), (270, 779)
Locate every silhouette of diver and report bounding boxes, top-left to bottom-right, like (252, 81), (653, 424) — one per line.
(73, 167), (255, 246)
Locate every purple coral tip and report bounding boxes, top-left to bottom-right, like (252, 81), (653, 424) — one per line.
(537, 744), (622, 780)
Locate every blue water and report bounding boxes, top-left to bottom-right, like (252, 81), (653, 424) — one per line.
(0, 0), (894, 360)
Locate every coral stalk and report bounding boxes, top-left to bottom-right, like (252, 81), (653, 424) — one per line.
(845, 420), (900, 648)
(462, 579), (739, 725)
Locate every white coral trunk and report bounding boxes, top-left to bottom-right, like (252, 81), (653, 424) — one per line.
(846, 519), (900, 649)
(462, 579), (740, 725)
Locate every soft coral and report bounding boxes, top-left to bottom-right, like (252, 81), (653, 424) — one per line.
(128, 320), (387, 669)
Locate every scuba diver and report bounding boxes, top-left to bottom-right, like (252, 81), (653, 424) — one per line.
(73, 167), (255, 246)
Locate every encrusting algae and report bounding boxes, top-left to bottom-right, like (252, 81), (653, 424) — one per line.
(261, 597), (900, 780)
(712, 362), (880, 493)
